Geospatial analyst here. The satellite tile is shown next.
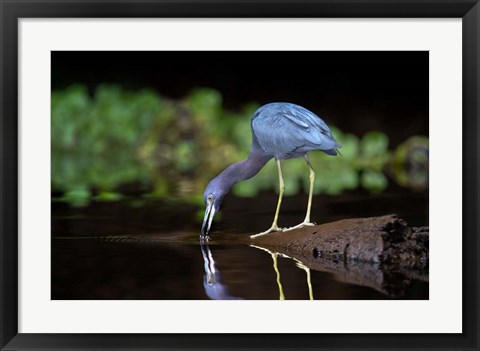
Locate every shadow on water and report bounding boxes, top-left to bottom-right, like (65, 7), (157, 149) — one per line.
(51, 190), (428, 300)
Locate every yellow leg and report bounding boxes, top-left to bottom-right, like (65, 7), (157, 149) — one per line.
(284, 154), (316, 232)
(250, 159), (285, 239)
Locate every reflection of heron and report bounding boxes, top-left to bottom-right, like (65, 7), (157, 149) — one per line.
(201, 102), (340, 239)
(272, 252), (285, 300)
(251, 244), (314, 300)
(295, 261), (314, 300)
(200, 243), (242, 300)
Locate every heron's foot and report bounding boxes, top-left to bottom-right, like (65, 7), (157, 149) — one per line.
(283, 221), (316, 232)
(250, 225), (284, 239)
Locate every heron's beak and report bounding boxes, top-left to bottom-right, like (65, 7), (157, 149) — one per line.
(201, 201), (216, 237)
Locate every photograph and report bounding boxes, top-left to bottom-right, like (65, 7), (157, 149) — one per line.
(51, 51), (429, 300)
(2, 0), (478, 348)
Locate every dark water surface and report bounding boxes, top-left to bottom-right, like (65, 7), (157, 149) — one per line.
(52, 189), (428, 300)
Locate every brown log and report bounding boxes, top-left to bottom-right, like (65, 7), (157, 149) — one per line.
(250, 214), (429, 270)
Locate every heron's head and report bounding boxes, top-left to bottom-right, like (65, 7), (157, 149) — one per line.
(201, 179), (227, 237)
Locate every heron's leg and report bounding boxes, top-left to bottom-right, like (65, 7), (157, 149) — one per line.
(284, 154), (316, 232)
(250, 159), (285, 238)
(271, 159), (285, 230)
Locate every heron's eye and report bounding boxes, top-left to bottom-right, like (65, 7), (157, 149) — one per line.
(208, 195), (213, 201)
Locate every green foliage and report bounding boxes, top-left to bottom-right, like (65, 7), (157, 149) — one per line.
(361, 170), (388, 193)
(389, 136), (429, 191)
(52, 84), (167, 205)
(52, 84), (428, 205)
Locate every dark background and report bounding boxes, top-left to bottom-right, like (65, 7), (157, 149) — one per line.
(52, 51), (428, 147)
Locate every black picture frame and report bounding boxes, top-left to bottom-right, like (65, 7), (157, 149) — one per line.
(1, 1), (478, 350)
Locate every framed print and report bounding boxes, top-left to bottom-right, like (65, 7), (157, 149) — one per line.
(1, 0), (479, 350)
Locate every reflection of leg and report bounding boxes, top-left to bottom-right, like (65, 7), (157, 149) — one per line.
(295, 260), (314, 300)
(284, 154), (316, 232)
(272, 253), (285, 300)
(251, 159), (285, 239)
(305, 267), (313, 300)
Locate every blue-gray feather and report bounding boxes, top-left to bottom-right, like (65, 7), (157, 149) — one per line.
(251, 102), (341, 160)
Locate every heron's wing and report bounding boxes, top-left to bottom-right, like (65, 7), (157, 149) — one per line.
(276, 104), (338, 148)
(279, 104), (331, 135)
(252, 104), (339, 157)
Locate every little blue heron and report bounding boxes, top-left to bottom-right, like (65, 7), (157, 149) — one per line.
(201, 102), (341, 239)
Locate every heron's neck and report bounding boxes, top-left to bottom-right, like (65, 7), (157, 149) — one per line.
(216, 150), (272, 192)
